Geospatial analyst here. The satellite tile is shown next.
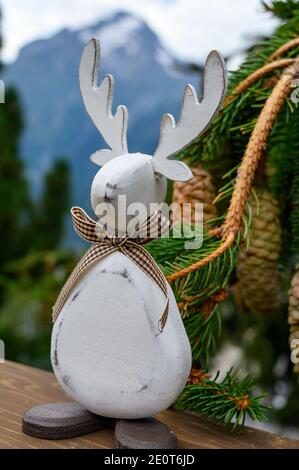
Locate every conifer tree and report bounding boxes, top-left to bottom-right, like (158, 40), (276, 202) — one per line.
(31, 159), (70, 250)
(0, 9), (30, 264)
(147, 0), (299, 429)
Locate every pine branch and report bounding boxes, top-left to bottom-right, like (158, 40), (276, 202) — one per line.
(222, 59), (297, 240)
(146, 223), (240, 364)
(263, 0), (299, 20)
(175, 369), (270, 431)
(146, 168), (248, 364)
(183, 306), (222, 366)
(263, 75), (299, 258)
(178, 8), (299, 170)
(176, 9), (299, 255)
(149, 5), (297, 421)
(147, 225), (239, 311)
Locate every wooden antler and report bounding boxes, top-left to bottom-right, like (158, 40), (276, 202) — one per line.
(79, 38), (129, 165)
(153, 51), (227, 166)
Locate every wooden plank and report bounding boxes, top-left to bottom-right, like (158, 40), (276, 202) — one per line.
(0, 360), (298, 449)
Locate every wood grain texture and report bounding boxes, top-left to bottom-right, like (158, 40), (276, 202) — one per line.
(0, 361), (298, 449)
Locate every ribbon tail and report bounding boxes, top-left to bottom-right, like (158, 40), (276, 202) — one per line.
(71, 206), (100, 243)
(158, 299), (169, 333)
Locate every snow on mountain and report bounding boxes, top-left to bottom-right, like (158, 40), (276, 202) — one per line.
(79, 14), (143, 57)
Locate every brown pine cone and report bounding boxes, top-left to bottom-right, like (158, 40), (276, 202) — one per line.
(236, 189), (282, 315)
(172, 164), (217, 226)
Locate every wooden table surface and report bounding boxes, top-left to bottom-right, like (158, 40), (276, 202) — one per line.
(0, 360), (298, 449)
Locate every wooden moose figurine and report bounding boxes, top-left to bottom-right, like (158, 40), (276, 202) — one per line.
(22, 38), (227, 448)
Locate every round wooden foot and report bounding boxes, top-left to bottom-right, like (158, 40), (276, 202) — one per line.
(114, 418), (177, 449)
(22, 402), (109, 439)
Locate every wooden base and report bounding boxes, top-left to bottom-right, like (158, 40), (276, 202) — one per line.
(114, 418), (177, 449)
(22, 402), (109, 439)
(2, 361), (296, 449)
(22, 401), (177, 448)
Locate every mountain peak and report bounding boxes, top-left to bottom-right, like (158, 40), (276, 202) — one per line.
(107, 10), (141, 22)
(79, 11), (147, 56)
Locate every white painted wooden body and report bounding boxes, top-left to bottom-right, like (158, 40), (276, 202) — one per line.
(49, 38), (226, 420)
(51, 252), (192, 419)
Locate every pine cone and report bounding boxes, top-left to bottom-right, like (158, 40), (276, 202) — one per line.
(172, 165), (217, 226)
(236, 189), (282, 314)
(288, 270), (299, 373)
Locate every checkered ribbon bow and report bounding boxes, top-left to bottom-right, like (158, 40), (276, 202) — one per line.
(52, 206), (170, 332)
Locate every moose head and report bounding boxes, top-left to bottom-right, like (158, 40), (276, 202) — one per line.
(79, 39), (227, 234)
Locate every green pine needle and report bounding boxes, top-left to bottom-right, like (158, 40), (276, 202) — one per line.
(183, 306), (221, 366)
(175, 369), (270, 431)
(146, 223), (241, 365)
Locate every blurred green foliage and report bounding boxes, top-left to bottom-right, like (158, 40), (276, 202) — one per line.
(0, 10), (73, 370)
(0, 251), (76, 369)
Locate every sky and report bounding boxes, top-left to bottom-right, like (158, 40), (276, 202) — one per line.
(1, 0), (279, 66)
